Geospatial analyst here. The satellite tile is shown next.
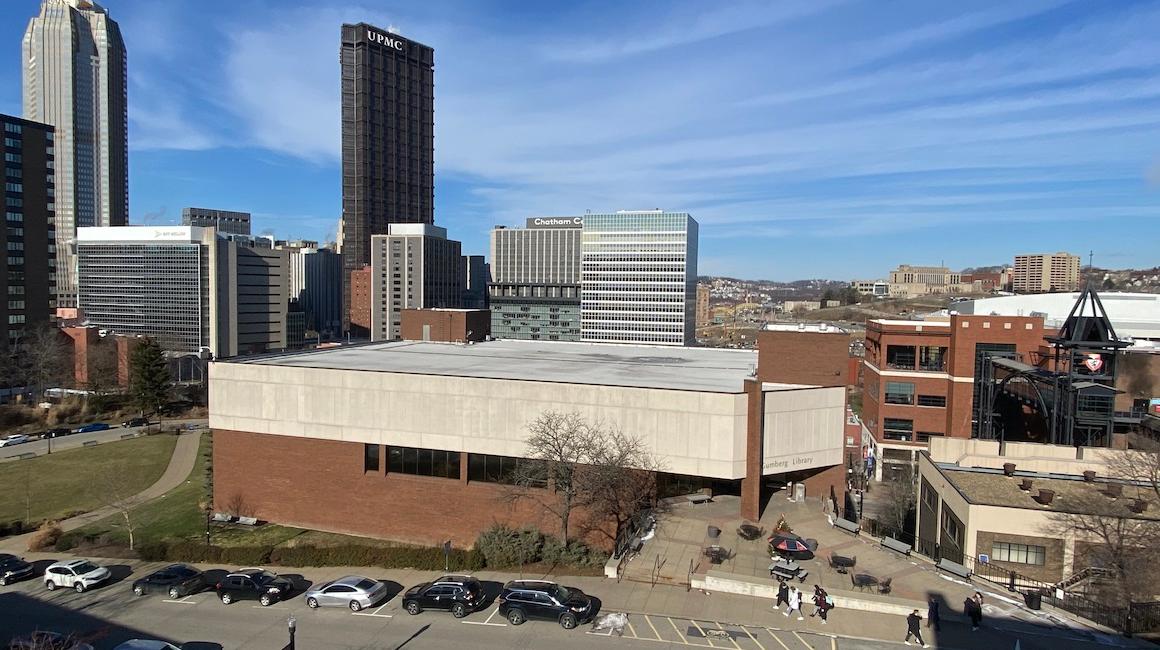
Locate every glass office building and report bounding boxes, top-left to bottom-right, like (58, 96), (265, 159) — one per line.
(581, 211), (698, 346)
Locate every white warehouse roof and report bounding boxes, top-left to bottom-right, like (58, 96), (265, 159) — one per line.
(948, 292), (1160, 341)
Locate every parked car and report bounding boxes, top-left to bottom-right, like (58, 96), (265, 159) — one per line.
(73, 423), (110, 434)
(0, 434), (30, 447)
(121, 417), (150, 428)
(214, 568), (293, 606)
(8, 631), (94, 650)
(112, 641), (182, 650)
(132, 563), (205, 599)
(45, 427), (72, 438)
(43, 559), (110, 593)
(0, 553), (36, 586)
(401, 574), (483, 618)
(304, 575), (389, 612)
(497, 580), (595, 629)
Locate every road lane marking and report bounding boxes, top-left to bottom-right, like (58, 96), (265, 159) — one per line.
(791, 631), (810, 648)
(668, 617), (689, 644)
(766, 628), (793, 650)
(626, 619), (638, 638)
(462, 606), (506, 626)
(645, 614), (663, 640)
(353, 611), (393, 618)
(715, 622), (743, 650)
(830, 637), (837, 650)
(161, 598), (197, 604)
(742, 626), (766, 650)
(689, 620), (714, 647)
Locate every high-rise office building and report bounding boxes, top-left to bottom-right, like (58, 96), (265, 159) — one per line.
(76, 226), (292, 356)
(340, 24), (434, 332)
(1, 114), (55, 348)
(488, 218), (582, 341)
(581, 211), (698, 346)
(462, 254), (489, 310)
(23, 0), (127, 307)
(281, 243), (343, 337)
(183, 207), (251, 236)
(370, 225), (462, 342)
(1013, 252), (1081, 293)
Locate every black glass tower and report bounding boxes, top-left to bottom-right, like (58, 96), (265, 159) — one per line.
(340, 23), (434, 331)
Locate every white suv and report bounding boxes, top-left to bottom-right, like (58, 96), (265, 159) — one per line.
(0, 434), (30, 447)
(44, 559), (111, 593)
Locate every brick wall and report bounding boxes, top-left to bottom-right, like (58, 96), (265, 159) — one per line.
(756, 330), (849, 387)
(213, 429), (613, 549)
(975, 529), (1065, 583)
(349, 267), (372, 338)
(400, 309), (490, 342)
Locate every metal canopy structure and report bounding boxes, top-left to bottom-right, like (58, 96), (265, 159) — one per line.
(977, 284), (1126, 447)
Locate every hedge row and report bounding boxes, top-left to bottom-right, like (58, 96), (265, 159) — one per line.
(136, 540), (485, 571)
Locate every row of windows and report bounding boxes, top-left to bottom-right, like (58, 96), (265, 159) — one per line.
(3, 123), (21, 134)
(991, 541), (1045, 566)
(364, 445), (548, 486)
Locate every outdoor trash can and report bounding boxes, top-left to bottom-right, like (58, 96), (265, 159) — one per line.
(708, 525), (721, 539)
(1023, 590), (1042, 610)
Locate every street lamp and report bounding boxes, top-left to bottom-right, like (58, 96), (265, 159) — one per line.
(287, 614), (296, 650)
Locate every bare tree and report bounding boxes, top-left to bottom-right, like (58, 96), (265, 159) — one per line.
(93, 461), (148, 550)
(5, 323), (69, 399)
(505, 411), (661, 545)
(1105, 435), (1160, 502)
(879, 478), (916, 538)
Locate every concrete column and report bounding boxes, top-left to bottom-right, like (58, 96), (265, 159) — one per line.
(460, 451), (469, 484)
(741, 378), (764, 522)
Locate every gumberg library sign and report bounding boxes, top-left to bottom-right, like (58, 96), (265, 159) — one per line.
(526, 217), (583, 229)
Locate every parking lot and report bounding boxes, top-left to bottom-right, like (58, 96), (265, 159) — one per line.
(0, 559), (896, 650)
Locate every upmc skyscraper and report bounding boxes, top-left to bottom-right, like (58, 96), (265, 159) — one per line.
(340, 24), (435, 331)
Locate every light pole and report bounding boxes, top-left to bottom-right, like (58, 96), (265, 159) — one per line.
(287, 614), (296, 650)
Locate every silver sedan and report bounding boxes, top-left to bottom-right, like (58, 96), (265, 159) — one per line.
(304, 575), (389, 612)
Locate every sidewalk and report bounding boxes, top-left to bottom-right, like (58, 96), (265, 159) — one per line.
(0, 431), (203, 554)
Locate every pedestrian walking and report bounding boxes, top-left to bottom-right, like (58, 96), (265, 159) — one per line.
(818, 590), (834, 624)
(964, 596), (980, 631)
(775, 579), (789, 610)
(904, 609), (926, 646)
(784, 585), (803, 620)
(809, 585), (823, 617)
(927, 596), (940, 631)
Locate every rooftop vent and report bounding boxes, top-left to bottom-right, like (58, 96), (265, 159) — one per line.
(1129, 498), (1149, 514)
(1035, 488), (1055, 506)
(1003, 463), (1016, 477)
(1083, 470), (1096, 483)
(1019, 478), (1033, 491)
(1103, 483), (1123, 499)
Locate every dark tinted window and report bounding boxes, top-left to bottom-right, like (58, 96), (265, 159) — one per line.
(355, 579), (377, 591)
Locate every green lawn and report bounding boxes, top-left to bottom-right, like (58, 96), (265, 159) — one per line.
(0, 434), (178, 525)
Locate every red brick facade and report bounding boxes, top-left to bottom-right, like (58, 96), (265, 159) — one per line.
(213, 429), (612, 548)
(349, 266), (372, 339)
(400, 309), (490, 343)
(756, 329), (850, 387)
(862, 315), (1048, 446)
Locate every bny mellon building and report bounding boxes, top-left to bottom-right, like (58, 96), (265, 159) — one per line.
(22, 0), (128, 307)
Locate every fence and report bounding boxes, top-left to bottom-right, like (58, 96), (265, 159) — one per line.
(857, 516), (1154, 635)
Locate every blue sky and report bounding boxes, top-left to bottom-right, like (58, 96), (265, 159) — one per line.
(1, 0), (1157, 280)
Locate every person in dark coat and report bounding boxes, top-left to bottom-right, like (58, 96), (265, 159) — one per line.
(905, 609), (926, 646)
(927, 596), (941, 631)
(775, 579), (789, 610)
(964, 596), (980, 631)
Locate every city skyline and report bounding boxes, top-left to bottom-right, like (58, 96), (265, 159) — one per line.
(1, 1), (1157, 280)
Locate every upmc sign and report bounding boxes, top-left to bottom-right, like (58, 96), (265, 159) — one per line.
(366, 27), (405, 51)
(526, 217), (583, 229)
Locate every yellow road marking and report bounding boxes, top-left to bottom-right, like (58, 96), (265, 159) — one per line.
(766, 628), (793, 650)
(830, 636), (837, 650)
(742, 626), (766, 650)
(645, 615), (663, 641)
(689, 620), (716, 647)
(626, 619), (638, 638)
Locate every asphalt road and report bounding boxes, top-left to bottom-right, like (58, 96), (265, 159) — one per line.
(0, 560), (1133, 650)
(0, 419), (206, 461)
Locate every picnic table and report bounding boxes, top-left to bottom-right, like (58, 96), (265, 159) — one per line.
(829, 554), (856, 574)
(851, 573), (879, 591)
(769, 560), (809, 582)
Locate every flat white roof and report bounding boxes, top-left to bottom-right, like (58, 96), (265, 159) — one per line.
(764, 323), (848, 334)
(871, 319), (950, 327)
(950, 292), (1160, 340)
(225, 339), (800, 393)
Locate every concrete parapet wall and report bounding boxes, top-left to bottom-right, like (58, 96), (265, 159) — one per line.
(692, 570), (924, 617)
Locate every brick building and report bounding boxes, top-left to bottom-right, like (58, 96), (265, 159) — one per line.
(400, 308), (489, 343)
(348, 266), (372, 339)
(210, 338), (847, 546)
(862, 315), (1047, 480)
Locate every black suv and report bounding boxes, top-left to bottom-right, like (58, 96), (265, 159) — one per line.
(214, 568), (293, 606)
(498, 580), (594, 629)
(402, 574), (483, 618)
(121, 417), (150, 428)
(132, 563), (206, 598)
(0, 553), (35, 586)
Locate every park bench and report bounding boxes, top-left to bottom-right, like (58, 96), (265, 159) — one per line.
(211, 513), (233, 523)
(16, 452), (37, 460)
(687, 493), (712, 505)
(82, 440), (99, 447)
(936, 558), (972, 580)
(832, 518), (860, 535)
(880, 536), (912, 556)
(237, 516), (259, 526)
